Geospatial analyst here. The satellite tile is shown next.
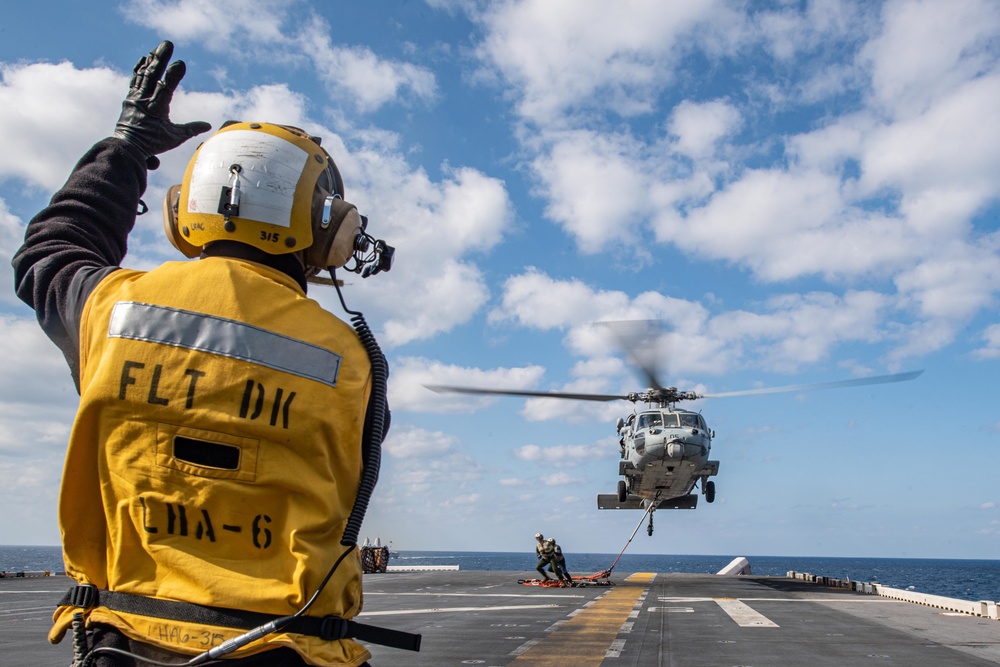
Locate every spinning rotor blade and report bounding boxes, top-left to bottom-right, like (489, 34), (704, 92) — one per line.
(700, 370), (924, 399)
(424, 384), (629, 402)
(596, 320), (668, 390)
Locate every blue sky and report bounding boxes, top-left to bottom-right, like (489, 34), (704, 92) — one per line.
(1, 0), (999, 560)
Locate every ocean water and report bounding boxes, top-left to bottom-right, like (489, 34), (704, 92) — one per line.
(4, 545), (998, 603)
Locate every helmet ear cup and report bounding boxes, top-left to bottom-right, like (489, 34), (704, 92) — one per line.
(305, 193), (363, 271)
(162, 184), (201, 258)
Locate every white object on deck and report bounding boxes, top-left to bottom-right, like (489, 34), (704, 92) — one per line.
(717, 557), (752, 576)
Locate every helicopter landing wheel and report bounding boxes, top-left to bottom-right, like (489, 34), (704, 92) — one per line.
(617, 480), (628, 503)
(705, 480), (716, 504)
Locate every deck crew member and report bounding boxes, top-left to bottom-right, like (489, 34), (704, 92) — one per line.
(550, 539), (572, 583)
(12, 41), (403, 666)
(536, 537), (557, 580)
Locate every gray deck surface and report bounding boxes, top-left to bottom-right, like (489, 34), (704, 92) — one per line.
(3, 571), (999, 666)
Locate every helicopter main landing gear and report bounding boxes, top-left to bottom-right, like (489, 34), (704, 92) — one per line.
(705, 480), (716, 503)
(617, 480), (628, 503)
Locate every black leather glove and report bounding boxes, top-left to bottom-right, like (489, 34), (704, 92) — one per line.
(114, 40), (212, 169)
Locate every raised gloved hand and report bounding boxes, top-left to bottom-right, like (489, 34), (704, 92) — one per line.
(114, 40), (212, 169)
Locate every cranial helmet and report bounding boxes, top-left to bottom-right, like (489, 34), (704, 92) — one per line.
(163, 121), (364, 274)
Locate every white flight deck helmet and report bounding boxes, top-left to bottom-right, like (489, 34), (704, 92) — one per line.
(163, 121), (364, 277)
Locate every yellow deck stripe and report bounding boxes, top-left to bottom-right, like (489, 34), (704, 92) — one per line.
(511, 573), (654, 666)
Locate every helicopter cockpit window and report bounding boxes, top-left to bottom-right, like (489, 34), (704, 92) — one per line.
(661, 413), (680, 427)
(636, 413), (663, 430)
(678, 413), (700, 428)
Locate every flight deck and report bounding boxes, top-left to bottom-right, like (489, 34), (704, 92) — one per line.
(4, 570), (1000, 666)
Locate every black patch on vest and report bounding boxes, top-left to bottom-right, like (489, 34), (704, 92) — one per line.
(173, 436), (240, 470)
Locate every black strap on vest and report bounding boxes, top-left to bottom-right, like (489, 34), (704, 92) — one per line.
(60, 585), (421, 652)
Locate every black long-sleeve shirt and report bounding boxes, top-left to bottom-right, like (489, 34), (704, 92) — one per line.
(12, 137), (147, 388)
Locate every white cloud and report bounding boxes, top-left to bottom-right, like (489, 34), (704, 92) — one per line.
(320, 149), (513, 346)
(300, 22), (437, 113)
(489, 268), (637, 329)
(0, 200), (29, 309)
(0, 316), (80, 417)
(473, 0), (1000, 368)
(0, 47), (509, 347)
(656, 168), (848, 280)
(121, 0), (294, 50)
(368, 259), (491, 347)
(894, 242), (1000, 321)
(861, 0), (1000, 118)
(514, 442), (615, 466)
(123, 0), (437, 113)
(0, 62), (122, 191)
(476, 0), (733, 123)
(0, 315), (79, 544)
(668, 99), (742, 159)
(973, 324), (1000, 360)
(491, 268), (902, 377)
(860, 73), (1000, 220)
(738, 291), (890, 371)
(539, 471), (583, 485)
(0, 59), (231, 193)
(787, 115), (869, 171)
(755, 1), (869, 63)
(382, 424), (457, 458)
(531, 130), (650, 253)
(388, 356), (545, 413)
(374, 448), (484, 500)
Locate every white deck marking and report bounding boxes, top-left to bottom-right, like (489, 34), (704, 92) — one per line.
(606, 638), (627, 658)
(357, 603), (562, 617)
(658, 596), (888, 603)
(365, 592), (584, 598)
(510, 638), (541, 656)
(714, 598), (779, 627)
(0, 606), (55, 616)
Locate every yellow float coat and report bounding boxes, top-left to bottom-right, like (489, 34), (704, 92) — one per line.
(50, 257), (373, 666)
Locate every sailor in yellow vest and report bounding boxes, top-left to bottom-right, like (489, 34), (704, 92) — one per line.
(12, 41), (411, 666)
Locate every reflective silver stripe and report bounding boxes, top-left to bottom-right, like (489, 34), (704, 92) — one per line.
(108, 301), (341, 387)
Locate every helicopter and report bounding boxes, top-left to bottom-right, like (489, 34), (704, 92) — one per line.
(426, 321), (923, 536)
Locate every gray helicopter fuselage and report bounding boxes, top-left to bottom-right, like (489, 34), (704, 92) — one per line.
(621, 409), (714, 501)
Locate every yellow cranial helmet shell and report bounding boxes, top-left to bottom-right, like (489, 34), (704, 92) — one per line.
(174, 122), (342, 256)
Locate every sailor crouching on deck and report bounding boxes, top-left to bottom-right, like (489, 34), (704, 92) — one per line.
(12, 40), (412, 666)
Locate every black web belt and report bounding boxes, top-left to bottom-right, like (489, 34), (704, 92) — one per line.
(60, 584), (421, 652)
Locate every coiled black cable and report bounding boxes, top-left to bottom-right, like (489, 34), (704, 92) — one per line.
(71, 612), (89, 665)
(332, 269), (387, 547)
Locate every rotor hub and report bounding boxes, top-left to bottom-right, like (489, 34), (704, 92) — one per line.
(630, 387), (700, 406)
